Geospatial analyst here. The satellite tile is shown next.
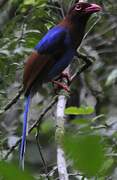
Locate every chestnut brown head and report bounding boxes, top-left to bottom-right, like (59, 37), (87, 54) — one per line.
(68, 2), (101, 17)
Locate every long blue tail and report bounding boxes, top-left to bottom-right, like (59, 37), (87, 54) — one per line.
(19, 95), (30, 170)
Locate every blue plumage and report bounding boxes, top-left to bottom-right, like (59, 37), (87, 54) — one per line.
(48, 49), (75, 79)
(34, 25), (74, 79)
(34, 26), (70, 53)
(20, 95), (30, 170)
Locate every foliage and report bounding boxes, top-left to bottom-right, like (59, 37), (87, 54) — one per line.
(65, 106), (94, 115)
(63, 106), (114, 178)
(63, 134), (105, 177)
(0, 161), (34, 180)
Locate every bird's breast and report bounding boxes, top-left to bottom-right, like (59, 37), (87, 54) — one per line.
(59, 19), (85, 49)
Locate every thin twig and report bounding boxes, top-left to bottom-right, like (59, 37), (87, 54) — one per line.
(59, 0), (65, 18)
(0, 87), (23, 115)
(83, 15), (101, 40)
(78, 14), (102, 51)
(36, 126), (49, 179)
(70, 57), (94, 83)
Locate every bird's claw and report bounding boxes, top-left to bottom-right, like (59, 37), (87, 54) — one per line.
(51, 80), (70, 92)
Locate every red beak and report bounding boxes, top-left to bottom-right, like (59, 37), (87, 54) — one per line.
(85, 3), (102, 13)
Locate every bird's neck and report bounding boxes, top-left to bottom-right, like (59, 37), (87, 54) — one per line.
(60, 15), (90, 49)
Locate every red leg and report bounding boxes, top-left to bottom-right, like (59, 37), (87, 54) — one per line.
(51, 80), (70, 92)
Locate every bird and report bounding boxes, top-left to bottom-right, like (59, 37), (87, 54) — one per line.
(20, 1), (101, 169)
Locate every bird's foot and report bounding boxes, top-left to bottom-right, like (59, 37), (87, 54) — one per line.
(51, 80), (70, 92)
(54, 72), (71, 85)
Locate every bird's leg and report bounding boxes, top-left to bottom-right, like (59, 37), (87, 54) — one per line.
(51, 72), (71, 93)
(53, 72), (70, 84)
(51, 80), (70, 92)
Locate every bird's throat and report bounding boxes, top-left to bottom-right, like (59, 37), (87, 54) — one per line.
(60, 15), (90, 49)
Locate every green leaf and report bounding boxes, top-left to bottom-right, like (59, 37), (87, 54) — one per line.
(35, 0), (47, 6)
(23, 0), (35, 5)
(65, 106), (94, 115)
(63, 134), (105, 176)
(0, 161), (34, 180)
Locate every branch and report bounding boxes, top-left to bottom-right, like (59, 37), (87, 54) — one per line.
(0, 87), (23, 115)
(55, 68), (70, 180)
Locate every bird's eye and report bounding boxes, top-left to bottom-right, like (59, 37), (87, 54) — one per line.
(75, 5), (82, 11)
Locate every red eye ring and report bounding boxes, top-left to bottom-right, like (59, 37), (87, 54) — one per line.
(75, 5), (82, 11)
